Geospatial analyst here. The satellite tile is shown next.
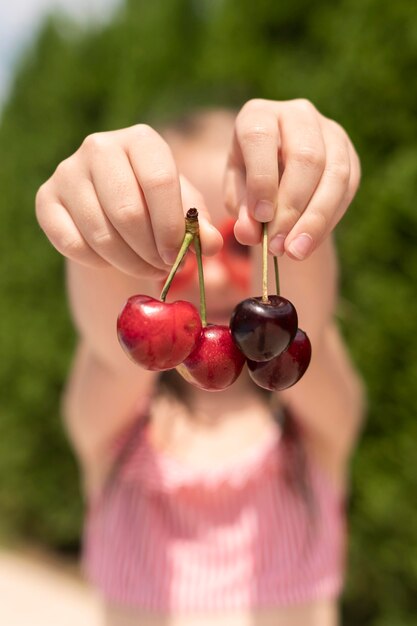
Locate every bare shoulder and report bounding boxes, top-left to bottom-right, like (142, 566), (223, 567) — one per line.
(62, 339), (158, 502)
(302, 432), (350, 494)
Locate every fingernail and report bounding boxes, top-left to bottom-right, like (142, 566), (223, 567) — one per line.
(287, 233), (313, 260)
(269, 234), (286, 256)
(254, 201), (274, 222)
(162, 250), (178, 265)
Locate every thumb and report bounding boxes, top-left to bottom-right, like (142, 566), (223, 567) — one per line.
(179, 174), (223, 256)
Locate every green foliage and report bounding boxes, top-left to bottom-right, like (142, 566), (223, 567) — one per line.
(1, 0), (416, 621)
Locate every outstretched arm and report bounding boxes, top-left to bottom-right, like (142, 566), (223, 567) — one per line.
(35, 125), (222, 493)
(226, 98), (366, 479)
(277, 238), (366, 481)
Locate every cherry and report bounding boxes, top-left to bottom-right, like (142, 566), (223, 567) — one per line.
(247, 328), (312, 391)
(117, 295), (201, 371)
(230, 295), (298, 362)
(177, 325), (245, 391)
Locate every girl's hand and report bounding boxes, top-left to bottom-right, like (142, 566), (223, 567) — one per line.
(36, 125), (222, 278)
(224, 98), (361, 259)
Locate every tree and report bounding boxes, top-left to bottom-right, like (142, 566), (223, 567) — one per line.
(1, 0), (416, 622)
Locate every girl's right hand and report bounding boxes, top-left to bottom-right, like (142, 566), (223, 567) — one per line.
(36, 124), (222, 279)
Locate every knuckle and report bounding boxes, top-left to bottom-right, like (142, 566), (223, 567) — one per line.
(325, 160), (350, 184)
(293, 145), (325, 170)
(131, 123), (155, 139)
(35, 184), (49, 212)
(145, 169), (176, 193)
(327, 119), (347, 138)
(310, 210), (330, 233)
(90, 228), (114, 250)
(241, 98), (268, 113)
(35, 204), (47, 230)
(58, 234), (88, 259)
(279, 202), (303, 223)
(82, 132), (110, 153)
(113, 201), (140, 227)
(54, 156), (76, 180)
(291, 98), (316, 114)
(240, 125), (272, 146)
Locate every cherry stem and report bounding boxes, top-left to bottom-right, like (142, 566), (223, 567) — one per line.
(262, 222), (270, 304)
(193, 220), (207, 328)
(160, 208), (199, 302)
(273, 256), (280, 295)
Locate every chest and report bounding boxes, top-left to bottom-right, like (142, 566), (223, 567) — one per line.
(146, 395), (280, 471)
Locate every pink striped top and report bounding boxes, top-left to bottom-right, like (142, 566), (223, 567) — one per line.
(82, 411), (346, 614)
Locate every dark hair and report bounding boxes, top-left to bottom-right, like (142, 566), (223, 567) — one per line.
(156, 107), (237, 148)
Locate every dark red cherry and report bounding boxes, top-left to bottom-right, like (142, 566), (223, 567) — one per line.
(176, 325), (245, 391)
(230, 295), (298, 362)
(247, 328), (312, 391)
(117, 295), (201, 371)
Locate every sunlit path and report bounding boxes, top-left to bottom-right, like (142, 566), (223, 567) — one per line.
(0, 548), (103, 626)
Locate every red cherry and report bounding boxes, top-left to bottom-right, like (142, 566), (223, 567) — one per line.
(117, 295), (202, 371)
(176, 325), (245, 391)
(247, 328), (312, 391)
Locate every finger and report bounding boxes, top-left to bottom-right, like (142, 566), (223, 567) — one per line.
(282, 120), (352, 260)
(269, 99), (325, 256)
(325, 138), (362, 232)
(234, 203), (262, 246)
(343, 139), (361, 209)
(36, 197), (109, 269)
(57, 173), (167, 279)
(225, 166), (259, 244)
(125, 125), (185, 265)
(179, 175), (223, 256)
(229, 100), (280, 222)
(88, 144), (168, 271)
(223, 163), (246, 216)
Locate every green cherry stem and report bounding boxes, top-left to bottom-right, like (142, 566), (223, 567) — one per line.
(273, 256), (280, 296)
(262, 222), (270, 304)
(193, 217), (207, 328)
(160, 208), (199, 302)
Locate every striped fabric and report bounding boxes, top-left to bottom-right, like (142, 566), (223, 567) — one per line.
(82, 414), (346, 614)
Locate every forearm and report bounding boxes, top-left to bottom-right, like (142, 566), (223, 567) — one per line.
(65, 260), (161, 370)
(63, 260), (159, 474)
(275, 238), (365, 460)
(62, 340), (157, 483)
(252, 235), (338, 349)
(279, 320), (366, 463)
(278, 236), (338, 346)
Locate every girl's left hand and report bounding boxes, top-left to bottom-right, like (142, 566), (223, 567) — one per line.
(224, 98), (361, 260)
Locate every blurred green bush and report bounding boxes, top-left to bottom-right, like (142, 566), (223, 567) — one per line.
(1, 0), (416, 623)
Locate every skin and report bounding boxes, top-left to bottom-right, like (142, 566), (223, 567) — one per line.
(36, 100), (366, 626)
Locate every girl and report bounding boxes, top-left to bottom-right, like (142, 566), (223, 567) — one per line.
(36, 100), (365, 626)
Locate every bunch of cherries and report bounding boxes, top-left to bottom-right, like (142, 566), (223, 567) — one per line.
(117, 209), (311, 392)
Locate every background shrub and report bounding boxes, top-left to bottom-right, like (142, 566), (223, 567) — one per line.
(1, 0), (416, 622)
